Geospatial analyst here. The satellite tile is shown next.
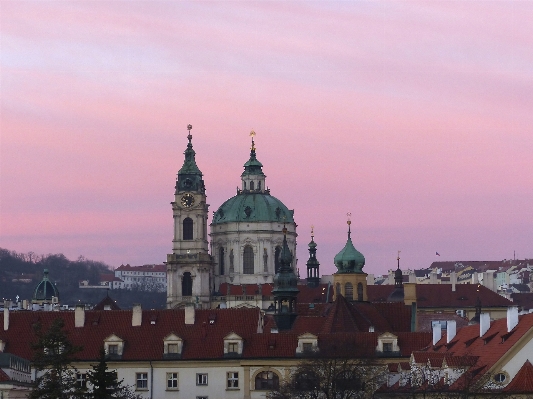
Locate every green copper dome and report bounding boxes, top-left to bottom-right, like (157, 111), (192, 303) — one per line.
(33, 269), (60, 301)
(212, 193), (294, 224)
(334, 223), (365, 274)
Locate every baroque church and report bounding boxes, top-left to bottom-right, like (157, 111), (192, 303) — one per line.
(166, 126), (366, 311)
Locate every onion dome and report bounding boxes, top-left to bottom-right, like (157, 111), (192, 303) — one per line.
(334, 220), (365, 274)
(33, 269), (60, 302)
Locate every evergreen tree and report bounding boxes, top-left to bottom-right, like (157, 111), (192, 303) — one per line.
(87, 347), (141, 399)
(29, 317), (85, 399)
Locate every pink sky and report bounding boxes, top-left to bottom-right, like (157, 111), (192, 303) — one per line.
(1, 1), (532, 277)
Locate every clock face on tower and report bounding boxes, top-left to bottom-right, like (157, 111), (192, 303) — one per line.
(181, 193), (195, 207)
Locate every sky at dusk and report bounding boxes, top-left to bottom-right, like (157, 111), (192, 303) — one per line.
(1, 1), (532, 277)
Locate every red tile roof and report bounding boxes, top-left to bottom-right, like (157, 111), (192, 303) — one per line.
(0, 299), (430, 363)
(368, 284), (512, 308)
(504, 360), (533, 393)
(415, 313), (533, 389)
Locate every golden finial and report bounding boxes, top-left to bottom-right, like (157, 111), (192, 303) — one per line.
(250, 130), (256, 151)
(397, 250), (401, 261)
(311, 225), (314, 239)
(346, 212), (352, 226)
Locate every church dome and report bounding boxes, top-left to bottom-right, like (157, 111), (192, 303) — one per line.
(33, 269), (60, 301)
(334, 222), (365, 274)
(212, 133), (294, 225)
(212, 192), (294, 225)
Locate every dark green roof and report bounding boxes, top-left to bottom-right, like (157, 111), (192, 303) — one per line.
(212, 192), (294, 225)
(33, 269), (60, 301)
(334, 226), (365, 274)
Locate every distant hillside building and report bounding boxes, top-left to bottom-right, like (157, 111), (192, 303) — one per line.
(113, 264), (166, 292)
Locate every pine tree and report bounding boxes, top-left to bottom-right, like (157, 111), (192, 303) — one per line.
(87, 347), (141, 399)
(29, 317), (85, 399)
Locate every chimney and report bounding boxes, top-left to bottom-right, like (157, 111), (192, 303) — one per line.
(446, 320), (456, 343)
(408, 272), (416, 283)
(403, 283), (417, 306)
(132, 304), (142, 327)
(75, 304), (85, 328)
(367, 274), (375, 285)
(507, 306), (519, 332)
(185, 304), (195, 325)
(430, 272), (437, 284)
(3, 308), (9, 331)
(480, 313), (490, 337)
(450, 272), (457, 292)
(432, 323), (442, 345)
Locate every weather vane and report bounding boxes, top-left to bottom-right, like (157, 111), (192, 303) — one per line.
(311, 225), (314, 239)
(346, 212), (352, 225)
(397, 250), (401, 260)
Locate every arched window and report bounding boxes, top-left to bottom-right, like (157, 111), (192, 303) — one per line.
(345, 282), (353, 301)
(182, 272), (192, 296)
(250, 181), (255, 191)
(258, 181), (262, 190)
(243, 246), (254, 274)
(357, 282), (364, 301)
(255, 371), (279, 390)
(243, 181), (246, 190)
(336, 283), (341, 296)
(183, 218), (193, 240)
(219, 247), (225, 275)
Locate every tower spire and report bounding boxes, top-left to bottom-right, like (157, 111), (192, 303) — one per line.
(240, 130), (266, 194)
(306, 225), (320, 288)
(176, 124), (205, 194)
(272, 225), (299, 330)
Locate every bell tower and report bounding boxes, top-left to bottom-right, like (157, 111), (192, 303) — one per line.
(166, 125), (213, 309)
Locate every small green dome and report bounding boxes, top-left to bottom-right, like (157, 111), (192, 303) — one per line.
(33, 269), (60, 301)
(334, 224), (365, 274)
(212, 193), (294, 224)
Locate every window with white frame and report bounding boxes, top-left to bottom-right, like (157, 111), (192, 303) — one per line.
(227, 342), (238, 353)
(136, 373), (148, 389)
(166, 372), (178, 390)
(76, 373), (87, 388)
(168, 344), (178, 353)
(196, 373), (208, 386)
(108, 344), (118, 355)
(227, 372), (239, 389)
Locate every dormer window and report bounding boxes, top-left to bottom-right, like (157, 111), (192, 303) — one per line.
(296, 333), (318, 356)
(104, 334), (124, 359)
(376, 332), (400, 357)
(224, 332), (243, 358)
(163, 333), (183, 359)
(0, 340), (5, 352)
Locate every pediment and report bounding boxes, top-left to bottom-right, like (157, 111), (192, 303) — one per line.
(104, 334), (124, 343)
(224, 332), (243, 341)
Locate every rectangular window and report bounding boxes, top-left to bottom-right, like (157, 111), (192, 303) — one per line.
(136, 373), (148, 389)
(227, 342), (238, 353)
(167, 343), (178, 354)
(383, 343), (393, 352)
(227, 372), (239, 389)
(166, 372), (178, 390)
(108, 344), (118, 354)
(76, 373), (86, 388)
(303, 343), (313, 352)
(196, 373), (208, 386)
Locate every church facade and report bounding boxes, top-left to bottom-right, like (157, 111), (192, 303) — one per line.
(166, 127), (296, 309)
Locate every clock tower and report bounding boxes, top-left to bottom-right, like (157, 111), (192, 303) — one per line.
(166, 125), (213, 309)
